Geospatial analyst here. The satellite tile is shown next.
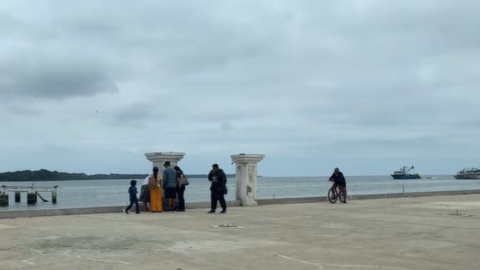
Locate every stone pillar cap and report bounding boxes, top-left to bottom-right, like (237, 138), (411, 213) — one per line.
(145, 152), (185, 162)
(231, 153), (265, 163)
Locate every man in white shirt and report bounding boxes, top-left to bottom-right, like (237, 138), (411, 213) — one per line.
(139, 176), (150, 211)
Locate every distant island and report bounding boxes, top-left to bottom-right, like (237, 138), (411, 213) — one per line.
(0, 169), (236, 182)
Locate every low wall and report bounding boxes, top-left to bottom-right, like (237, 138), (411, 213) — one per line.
(0, 201), (238, 219)
(1, 189), (480, 219)
(257, 189), (480, 205)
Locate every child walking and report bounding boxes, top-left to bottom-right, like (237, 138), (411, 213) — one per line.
(124, 180), (140, 214)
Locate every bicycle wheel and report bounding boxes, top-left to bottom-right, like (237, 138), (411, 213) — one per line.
(328, 188), (337, 203)
(339, 189), (347, 203)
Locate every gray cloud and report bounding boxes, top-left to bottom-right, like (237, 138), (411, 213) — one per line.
(0, 51), (118, 99)
(0, 0), (479, 176)
(220, 122), (235, 131)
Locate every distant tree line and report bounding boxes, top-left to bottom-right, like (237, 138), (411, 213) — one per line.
(0, 169), (235, 182)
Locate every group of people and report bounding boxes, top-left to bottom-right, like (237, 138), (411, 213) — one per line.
(124, 164), (345, 214)
(123, 161), (187, 214)
(123, 162), (229, 214)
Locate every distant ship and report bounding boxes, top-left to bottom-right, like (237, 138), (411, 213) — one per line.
(454, 168), (480, 180)
(391, 166), (421, 180)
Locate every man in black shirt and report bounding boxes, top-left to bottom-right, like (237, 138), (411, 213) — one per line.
(208, 164), (227, 214)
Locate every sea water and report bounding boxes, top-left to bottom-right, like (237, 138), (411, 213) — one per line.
(1, 175), (480, 211)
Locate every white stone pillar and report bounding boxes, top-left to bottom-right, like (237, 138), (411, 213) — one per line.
(145, 152), (185, 175)
(230, 153), (265, 206)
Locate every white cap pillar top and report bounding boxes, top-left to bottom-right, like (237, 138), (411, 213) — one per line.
(145, 152), (185, 173)
(231, 153), (265, 206)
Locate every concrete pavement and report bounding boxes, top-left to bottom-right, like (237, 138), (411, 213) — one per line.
(1, 194), (479, 270)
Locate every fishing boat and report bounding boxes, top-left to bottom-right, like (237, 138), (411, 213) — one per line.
(391, 166), (421, 180)
(454, 168), (480, 179)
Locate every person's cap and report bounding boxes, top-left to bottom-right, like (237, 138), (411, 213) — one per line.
(164, 161), (171, 166)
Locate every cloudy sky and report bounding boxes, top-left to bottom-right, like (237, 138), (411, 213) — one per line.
(1, 0), (479, 177)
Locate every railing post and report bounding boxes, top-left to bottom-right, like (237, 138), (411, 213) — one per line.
(52, 188), (57, 204)
(0, 191), (8, 207)
(15, 191), (21, 203)
(27, 190), (37, 205)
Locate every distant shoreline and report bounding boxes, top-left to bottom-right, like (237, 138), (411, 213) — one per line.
(0, 169), (236, 182)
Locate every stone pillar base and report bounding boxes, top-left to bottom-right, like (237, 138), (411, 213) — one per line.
(231, 154), (265, 206)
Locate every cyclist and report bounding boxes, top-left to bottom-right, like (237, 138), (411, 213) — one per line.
(328, 167), (347, 203)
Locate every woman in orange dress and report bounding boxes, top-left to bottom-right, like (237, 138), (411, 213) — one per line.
(149, 167), (163, 212)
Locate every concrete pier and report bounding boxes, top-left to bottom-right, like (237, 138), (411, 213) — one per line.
(1, 186), (58, 206)
(1, 194), (479, 270)
(2, 189), (480, 219)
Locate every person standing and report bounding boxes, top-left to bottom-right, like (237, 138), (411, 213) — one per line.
(139, 176), (150, 212)
(163, 161), (177, 211)
(174, 166), (187, 212)
(123, 180), (140, 214)
(149, 167), (163, 212)
(208, 164), (227, 214)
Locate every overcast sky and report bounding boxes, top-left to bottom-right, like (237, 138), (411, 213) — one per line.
(1, 0), (479, 177)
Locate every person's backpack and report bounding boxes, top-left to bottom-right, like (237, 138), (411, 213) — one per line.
(222, 173), (227, 194)
(176, 174), (189, 186)
(148, 176), (158, 189)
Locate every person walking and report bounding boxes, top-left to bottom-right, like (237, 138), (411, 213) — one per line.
(163, 161), (177, 211)
(149, 167), (163, 212)
(139, 176), (150, 212)
(208, 164), (227, 214)
(174, 166), (188, 212)
(123, 180), (140, 214)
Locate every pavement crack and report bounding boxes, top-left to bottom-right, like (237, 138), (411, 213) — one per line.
(328, 263), (413, 270)
(63, 252), (132, 265)
(20, 258), (36, 266)
(276, 254), (324, 269)
(276, 254), (414, 270)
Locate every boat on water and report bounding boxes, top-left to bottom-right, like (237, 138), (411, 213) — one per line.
(391, 166), (421, 180)
(454, 168), (480, 179)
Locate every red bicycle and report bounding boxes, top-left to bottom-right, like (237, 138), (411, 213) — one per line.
(328, 182), (347, 204)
